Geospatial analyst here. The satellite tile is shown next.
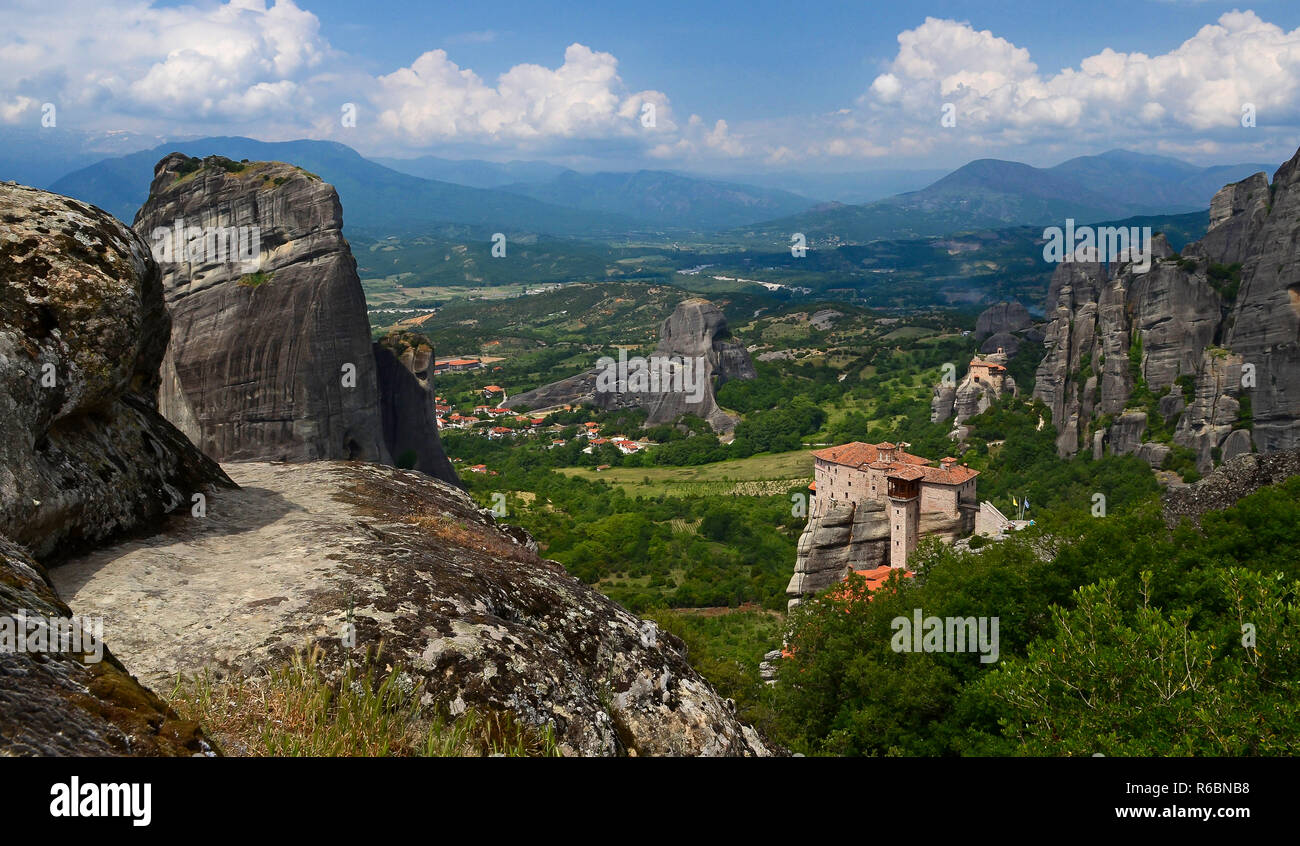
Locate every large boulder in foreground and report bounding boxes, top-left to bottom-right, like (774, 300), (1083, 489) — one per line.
(0, 536), (212, 756)
(0, 181), (231, 562)
(53, 461), (775, 757)
(0, 182), (226, 755)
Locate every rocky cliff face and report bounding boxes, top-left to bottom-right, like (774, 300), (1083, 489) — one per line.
(0, 182), (233, 561)
(374, 330), (460, 486)
(53, 461), (774, 757)
(786, 501), (967, 609)
(786, 501), (888, 608)
(1, 182), (226, 755)
(134, 155), (381, 463)
(976, 301), (1033, 340)
(1033, 149), (1300, 473)
(510, 297), (756, 432)
(134, 153), (458, 487)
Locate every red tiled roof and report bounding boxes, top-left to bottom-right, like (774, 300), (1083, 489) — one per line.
(917, 464), (979, 485)
(808, 481), (816, 491)
(483, 385), (503, 392)
(970, 359), (1006, 371)
(829, 565), (915, 602)
(814, 441), (979, 485)
(811, 442), (929, 468)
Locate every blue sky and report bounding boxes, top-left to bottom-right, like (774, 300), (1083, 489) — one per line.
(6, 1), (1300, 172)
(292, 0), (1300, 123)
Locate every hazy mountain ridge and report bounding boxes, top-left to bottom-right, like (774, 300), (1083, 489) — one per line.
(730, 150), (1277, 245)
(47, 137), (640, 238)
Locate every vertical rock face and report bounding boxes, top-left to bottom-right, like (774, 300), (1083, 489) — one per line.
(134, 154), (390, 465)
(786, 501), (888, 609)
(0, 183), (224, 755)
(508, 297), (757, 432)
(1033, 148), (1300, 473)
(975, 301), (1033, 340)
(638, 298), (757, 431)
(785, 500), (969, 609)
(373, 331), (460, 486)
(1220, 156), (1300, 455)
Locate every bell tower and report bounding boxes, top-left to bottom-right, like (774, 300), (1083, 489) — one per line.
(886, 469), (921, 569)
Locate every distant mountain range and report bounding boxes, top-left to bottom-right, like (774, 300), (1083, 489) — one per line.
(374, 156), (815, 227)
(42, 137), (815, 236)
(727, 150), (1278, 245)
(378, 156), (946, 204)
(371, 155), (571, 189)
(10, 133), (1279, 244)
(46, 137), (639, 238)
(708, 168), (950, 204)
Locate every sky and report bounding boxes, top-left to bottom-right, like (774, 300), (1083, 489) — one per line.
(3, 0), (1299, 173)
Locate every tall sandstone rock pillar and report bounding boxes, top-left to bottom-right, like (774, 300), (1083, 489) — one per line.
(135, 153), (391, 466)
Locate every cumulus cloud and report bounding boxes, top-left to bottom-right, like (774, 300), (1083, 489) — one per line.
(372, 43), (673, 142)
(1, 1), (1296, 168)
(860, 11), (1300, 148)
(0, 0), (331, 126)
(0, 0), (704, 160)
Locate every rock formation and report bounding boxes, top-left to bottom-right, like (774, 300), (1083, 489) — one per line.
(133, 154), (458, 487)
(1162, 448), (1300, 528)
(1, 182), (227, 755)
(975, 301), (1033, 340)
(510, 297), (757, 432)
(0, 182), (233, 561)
(53, 461), (775, 757)
(0, 536), (213, 756)
(786, 501), (967, 609)
(1033, 148), (1300, 474)
(931, 348), (1018, 428)
(374, 330), (460, 484)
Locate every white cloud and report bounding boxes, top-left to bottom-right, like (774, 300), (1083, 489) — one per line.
(0, 96), (37, 122)
(1, 1), (1296, 169)
(862, 11), (1300, 146)
(372, 43), (674, 142)
(0, 0), (331, 125)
